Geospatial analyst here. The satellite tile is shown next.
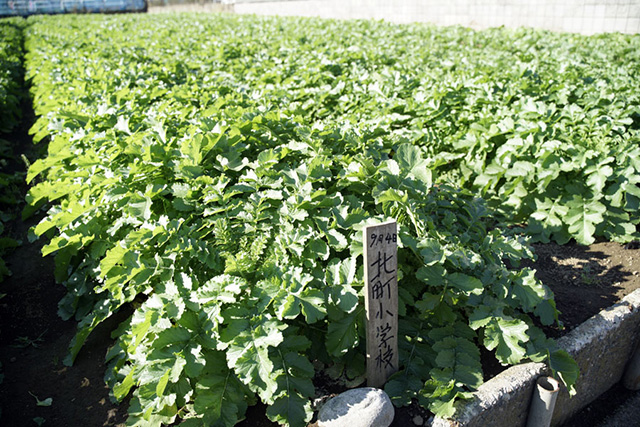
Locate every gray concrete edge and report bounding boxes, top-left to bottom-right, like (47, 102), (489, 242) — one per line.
(427, 288), (640, 427)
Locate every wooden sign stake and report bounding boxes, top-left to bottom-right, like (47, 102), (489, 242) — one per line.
(363, 220), (399, 388)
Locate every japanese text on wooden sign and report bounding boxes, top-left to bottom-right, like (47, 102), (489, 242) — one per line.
(363, 220), (398, 388)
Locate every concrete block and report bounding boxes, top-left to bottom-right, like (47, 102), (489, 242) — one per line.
(435, 362), (548, 427)
(425, 288), (640, 427)
(552, 293), (640, 425)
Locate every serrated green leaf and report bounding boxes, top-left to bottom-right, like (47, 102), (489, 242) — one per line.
(416, 265), (446, 287)
(415, 292), (440, 314)
(155, 369), (171, 397)
(419, 379), (457, 418)
(326, 310), (360, 357)
(298, 288), (326, 323)
(114, 368), (136, 401)
(484, 317), (530, 365)
(418, 238), (445, 266)
(128, 196), (153, 221)
(432, 337), (483, 389)
(326, 229), (348, 251)
(511, 269), (547, 312)
(266, 391), (313, 427)
(565, 197), (606, 245)
(272, 270), (326, 323)
(267, 334), (315, 427)
(586, 165), (613, 194)
(192, 275), (246, 305)
(395, 143), (432, 186)
(447, 273), (484, 295)
(193, 351), (251, 427)
(469, 305), (494, 330)
(225, 317), (285, 401)
(534, 299), (558, 326)
(308, 238), (330, 261)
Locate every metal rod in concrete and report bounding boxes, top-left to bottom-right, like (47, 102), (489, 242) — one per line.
(526, 376), (560, 427)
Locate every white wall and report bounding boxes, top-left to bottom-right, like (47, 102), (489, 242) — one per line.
(230, 0), (640, 35)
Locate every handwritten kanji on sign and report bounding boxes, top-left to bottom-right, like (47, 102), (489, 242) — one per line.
(363, 221), (398, 388)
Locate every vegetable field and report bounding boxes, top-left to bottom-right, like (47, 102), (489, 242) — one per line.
(3, 12), (640, 427)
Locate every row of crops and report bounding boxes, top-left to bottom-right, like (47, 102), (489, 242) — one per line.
(0, 18), (26, 282)
(0, 18), (24, 134)
(3, 12), (640, 426)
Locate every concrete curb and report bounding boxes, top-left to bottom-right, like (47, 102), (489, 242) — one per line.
(428, 288), (640, 427)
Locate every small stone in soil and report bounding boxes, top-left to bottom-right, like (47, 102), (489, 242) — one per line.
(412, 415), (424, 425)
(317, 387), (394, 427)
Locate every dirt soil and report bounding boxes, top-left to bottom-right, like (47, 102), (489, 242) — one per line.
(524, 241), (640, 336)
(1, 119), (640, 426)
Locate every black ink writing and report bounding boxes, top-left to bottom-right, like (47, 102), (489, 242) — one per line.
(369, 251), (395, 282)
(371, 277), (393, 299)
(369, 232), (397, 247)
(375, 301), (394, 319)
(375, 346), (395, 371)
(376, 322), (394, 349)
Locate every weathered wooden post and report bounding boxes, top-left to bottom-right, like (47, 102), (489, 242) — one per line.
(363, 220), (399, 388)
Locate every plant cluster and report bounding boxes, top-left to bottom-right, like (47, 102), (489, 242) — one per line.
(18, 12), (640, 426)
(427, 31), (640, 245)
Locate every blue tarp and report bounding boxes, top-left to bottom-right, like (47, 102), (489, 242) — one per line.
(0, 0), (146, 16)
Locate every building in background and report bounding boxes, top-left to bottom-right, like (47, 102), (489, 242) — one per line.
(0, 0), (147, 16)
(148, 0), (640, 35)
(229, 0), (640, 35)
